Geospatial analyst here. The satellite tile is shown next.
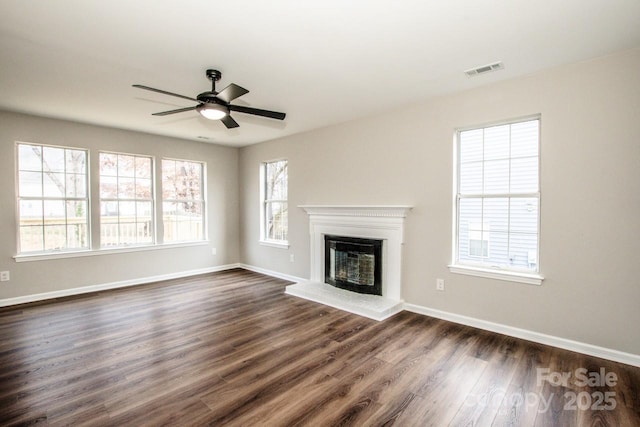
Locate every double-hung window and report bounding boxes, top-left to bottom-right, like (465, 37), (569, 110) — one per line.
(452, 117), (542, 284)
(99, 152), (154, 247)
(261, 159), (288, 245)
(17, 143), (89, 253)
(161, 159), (205, 242)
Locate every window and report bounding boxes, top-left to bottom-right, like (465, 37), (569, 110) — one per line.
(99, 152), (154, 247)
(452, 117), (541, 282)
(15, 144), (210, 260)
(17, 143), (89, 253)
(162, 159), (205, 242)
(261, 159), (288, 244)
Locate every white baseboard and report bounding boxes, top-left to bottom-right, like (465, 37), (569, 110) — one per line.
(0, 263), (241, 307)
(404, 303), (640, 368)
(239, 263), (307, 283)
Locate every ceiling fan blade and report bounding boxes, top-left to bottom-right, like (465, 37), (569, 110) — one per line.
(216, 83), (249, 103)
(228, 104), (286, 120)
(220, 115), (239, 129)
(152, 106), (198, 116)
(132, 84), (198, 102)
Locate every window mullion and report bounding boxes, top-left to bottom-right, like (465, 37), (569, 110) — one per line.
(460, 192), (539, 199)
(507, 124), (512, 260)
(40, 159), (46, 252)
(480, 128), (486, 259)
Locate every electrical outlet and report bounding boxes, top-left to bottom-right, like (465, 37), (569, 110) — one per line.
(0, 271), (10, 282)
(290, 254), (295, 262)
(436, 278), (445, 291)
(211, 248), (217, 255)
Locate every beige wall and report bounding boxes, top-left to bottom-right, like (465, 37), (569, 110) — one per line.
(0, 111), (240, 299)
(239, 48), (640, 355)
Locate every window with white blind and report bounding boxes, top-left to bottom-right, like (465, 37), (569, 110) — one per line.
(260, 159), (288, 246)
(451, 117), (542, 284)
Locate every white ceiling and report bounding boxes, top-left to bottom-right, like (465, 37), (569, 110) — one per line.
(1, 1), (639, 147)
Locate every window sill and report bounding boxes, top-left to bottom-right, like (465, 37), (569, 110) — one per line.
(14, 241), (209, 262)
(259, 240), (289, 249)
(448, 264), (544, 286)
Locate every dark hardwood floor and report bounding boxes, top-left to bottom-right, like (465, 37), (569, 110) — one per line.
(0, 268), (638, 426)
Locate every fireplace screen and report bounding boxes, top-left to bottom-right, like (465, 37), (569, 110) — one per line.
(324, 235), (382, 295)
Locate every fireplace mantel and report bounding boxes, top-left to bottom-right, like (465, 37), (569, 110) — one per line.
(299, 205), (412, 218)
(286, 205), (412, 320)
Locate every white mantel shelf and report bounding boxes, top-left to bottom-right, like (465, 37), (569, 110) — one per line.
(299, 205), (413, 218)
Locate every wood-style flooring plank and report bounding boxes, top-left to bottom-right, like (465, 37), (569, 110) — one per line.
(0, 268), (638, 426)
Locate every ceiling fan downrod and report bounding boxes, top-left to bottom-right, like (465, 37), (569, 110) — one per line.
(206, 69), (222, 93)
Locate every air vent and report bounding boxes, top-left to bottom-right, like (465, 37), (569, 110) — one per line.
(464, 61), (504, 77)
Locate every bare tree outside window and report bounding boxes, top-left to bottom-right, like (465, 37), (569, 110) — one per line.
(263, 160), (288, 242)
(162, 159), (205, 242)
(17, 143), (89, 253)
(99, 152), (153, 247)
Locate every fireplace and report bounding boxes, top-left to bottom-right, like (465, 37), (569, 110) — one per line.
(285, 205), (411, 320)
(324, 235), (382, 295)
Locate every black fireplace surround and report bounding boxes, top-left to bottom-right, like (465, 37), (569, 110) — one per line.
(324, 235), (382, 296)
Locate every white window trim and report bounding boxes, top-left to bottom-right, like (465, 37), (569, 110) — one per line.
(13, 241), (209, 262)
(448, 264), (544, 286)
(259, 239), (289, 249)
(259, 159), (289, 247)
(451, 115), (543, 285)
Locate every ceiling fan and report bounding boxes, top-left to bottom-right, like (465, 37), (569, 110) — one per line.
(133, 69), (286, 129)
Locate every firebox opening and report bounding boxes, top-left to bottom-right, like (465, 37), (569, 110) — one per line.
(324, 235), (383, 296)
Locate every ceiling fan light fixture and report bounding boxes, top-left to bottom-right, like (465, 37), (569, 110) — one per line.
(197, 103), (228, 120)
